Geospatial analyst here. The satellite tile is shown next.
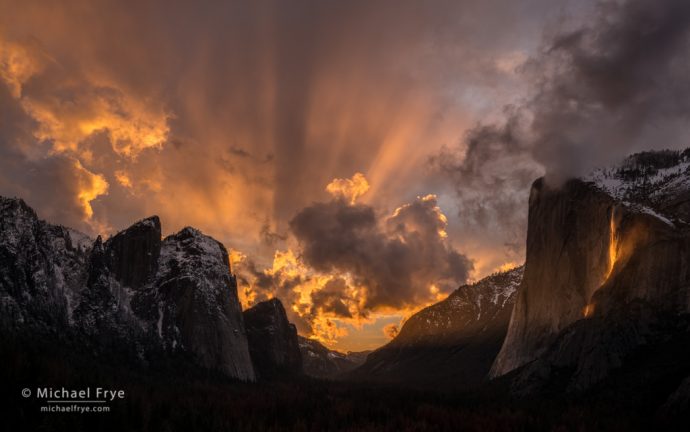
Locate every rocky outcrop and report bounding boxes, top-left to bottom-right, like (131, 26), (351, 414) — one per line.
(105, 216), (161, 290)
(243, 298), (302, 379)
(0, 197), (85, 332)
(492, 168), (690, 392)
(0, 196), (255, 381)
(350, 266), (522, 389)
(298, 336), (369, 378)
(155, 227), (255, 381)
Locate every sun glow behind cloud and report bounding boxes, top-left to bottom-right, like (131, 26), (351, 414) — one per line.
(0, 0), (585, 350)
(0, 35), (171, 231)
(231, 173), (472, 349)
(0, 25), (506, 348)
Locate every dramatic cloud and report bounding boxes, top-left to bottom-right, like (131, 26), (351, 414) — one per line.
(0, 0), (567, 237)
(433, 0), (690, 273)
(529, 0), (690, 180)
(0, 37), (170, 158)
(0, 79), (110, 231)
(232, 174), (472, 346)
(0, 0), (598, 349)
(290, 193), (472, 310)
(310, 278), (354, 319)
(432, 111), (543, 259)
(233, 248), (358, 344)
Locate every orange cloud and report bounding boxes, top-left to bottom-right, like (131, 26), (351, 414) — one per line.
(312, 316), (350, 347)
(236, 247), (364, 346)
(72, 158), (109, 220)
(234, 182), (473, 348)
(20, 82), (169, 159)
(326, 172), (370, 204)
(1, 36), (170, 160)
(382, 322), (399, 339)
(389, 194), (449, 239)
(0, 39), (45, 98)
(494, 261), (520, 274)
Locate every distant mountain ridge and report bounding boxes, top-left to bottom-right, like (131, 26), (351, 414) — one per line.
(298, 336), (369, 378)
(349, 266), (522, 389)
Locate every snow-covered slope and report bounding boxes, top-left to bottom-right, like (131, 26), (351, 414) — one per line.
(349, 266), (523, 389)
(396, 266), (522, 344)
(586, 149), (690, 225)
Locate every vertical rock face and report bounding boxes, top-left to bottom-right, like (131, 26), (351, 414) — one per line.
(490, 180), (615, 377)
(492, 166), (690, 392)
(0, 197), (84, 331)
(243, 298), (302, 379)
(350, 266), (522, 389)
(156, 227), (255, 381)
(105, 217), (161, 290)
(0, 196), (255, 381)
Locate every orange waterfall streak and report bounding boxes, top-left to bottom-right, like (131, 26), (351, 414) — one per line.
(604, 207), (618, 282)
(582, 304), (595, 318)
(584, 207), (620, 318)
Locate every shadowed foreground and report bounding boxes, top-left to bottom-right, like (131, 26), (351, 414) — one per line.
(3, 331), (688, 432)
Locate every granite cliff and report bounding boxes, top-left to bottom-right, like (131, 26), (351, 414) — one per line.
(243, 298), (302, 379)
(0, 196), (255, 381)
(492, 151), (690, 395)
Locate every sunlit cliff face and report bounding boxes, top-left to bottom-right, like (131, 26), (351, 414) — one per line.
(583, 206), (654, 319)
(0, 0), (585, 351)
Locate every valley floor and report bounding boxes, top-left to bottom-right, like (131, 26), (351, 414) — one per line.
(3, 333), (688, 432)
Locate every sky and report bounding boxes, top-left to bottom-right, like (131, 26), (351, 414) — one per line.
(2, 0), (690, 351)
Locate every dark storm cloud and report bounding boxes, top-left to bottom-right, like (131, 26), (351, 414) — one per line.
(259, 223), (287, 247)
(431, 109), (543, 253)
(232, 192), (472, 338)
(310, 278), (353, 319)
(236, 257), (300, 304)
(435, 0), (690, 256)
(289, 196), (473, 310)
(530, 0), (690, 181)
